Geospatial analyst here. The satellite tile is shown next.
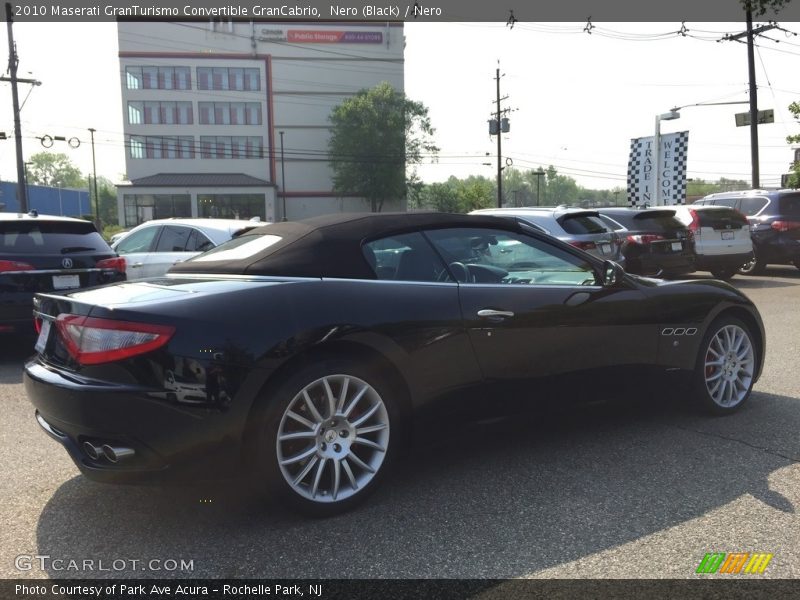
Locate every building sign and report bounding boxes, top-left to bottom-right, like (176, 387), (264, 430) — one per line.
(258, 29), (384, 44)
(627, 131), (689, 206)
(288, 30), (383, 43)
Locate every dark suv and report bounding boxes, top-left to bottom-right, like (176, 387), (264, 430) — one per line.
(595, 207), (695, 277)
(694, 190), (800, 274)
(1, 212), (126, 335)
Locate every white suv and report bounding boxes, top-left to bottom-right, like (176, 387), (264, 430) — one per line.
(671, 205), (753, 280)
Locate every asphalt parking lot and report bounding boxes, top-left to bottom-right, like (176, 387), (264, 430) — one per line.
(1, 266), (798, 581)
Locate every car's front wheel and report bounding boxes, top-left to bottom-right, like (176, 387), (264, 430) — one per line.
(255, 359), (399, 516)
(692, 317), (758, 415)
(738, 253), (765, 276)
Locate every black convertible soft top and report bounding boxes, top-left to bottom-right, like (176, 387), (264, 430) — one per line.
(170, 212), (522, 279)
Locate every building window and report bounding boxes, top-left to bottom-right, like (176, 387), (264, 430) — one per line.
(198, 102), (262, 125)
(197, 67), (261, 91)
(125, 66), (191, 90)
(198, 194), (266, 220)
(129, 136), (195, 159)
(128, 101), (193, 125)
(123, 194), (191, 227)
(199, 136), (263, 159)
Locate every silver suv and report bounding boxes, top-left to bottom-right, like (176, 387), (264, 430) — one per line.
(470, 207), (624, 264)
(671, 205), (753, 280)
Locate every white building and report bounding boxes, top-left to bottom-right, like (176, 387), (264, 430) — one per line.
(117, 21), (405, 227)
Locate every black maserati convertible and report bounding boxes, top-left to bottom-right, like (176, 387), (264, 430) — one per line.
(25, 212), (765, 515)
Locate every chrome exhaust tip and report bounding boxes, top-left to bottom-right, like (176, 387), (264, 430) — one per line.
(82, 441), (102, 461)
(101, 445), (135, 464)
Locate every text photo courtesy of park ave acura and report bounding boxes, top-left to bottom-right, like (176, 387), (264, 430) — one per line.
(3, 0), (800, 596)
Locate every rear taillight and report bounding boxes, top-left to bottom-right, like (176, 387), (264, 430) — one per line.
(770, 220), (800, 232)
(568, 241), (597, 251)
(0, 260), (35, 273)
(688, 209), (701, 237)
(55, 314), (175, 365)
(96, 257), (126, 273)
(626, 234), (665, 245)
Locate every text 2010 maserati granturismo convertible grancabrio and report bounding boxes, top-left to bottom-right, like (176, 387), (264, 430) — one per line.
(25, 212), (765, 515)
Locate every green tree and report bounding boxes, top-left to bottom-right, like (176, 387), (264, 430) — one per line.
(328, 82), (438, 212)
(26, 152), (86, 188)
(740, 0), (790, 15)
(785, 101), (800, 188)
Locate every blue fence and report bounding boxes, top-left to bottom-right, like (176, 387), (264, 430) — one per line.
(0, 181), (91, 216)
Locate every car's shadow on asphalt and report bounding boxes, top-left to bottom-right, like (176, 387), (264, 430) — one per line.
(34, 389), (800, 579)
(0, 334), (35, 384)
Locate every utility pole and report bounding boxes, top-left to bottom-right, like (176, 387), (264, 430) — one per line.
(488, 64), (511, 208)
(724, 13), (777, 189)
(5, 3), (29, 213)
(88, 128), (99, 224)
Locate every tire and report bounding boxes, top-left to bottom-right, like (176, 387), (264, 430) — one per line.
(793, 260), (800, 271)
(692, 316), (758, 415)
(710, 268), (736, 281)
(254, 358), (400, 516)
(738, 254), (765, 276)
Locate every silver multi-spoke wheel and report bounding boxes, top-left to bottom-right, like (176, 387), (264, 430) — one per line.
(703, 324), (755, 408)
(276, 374), (390, 503)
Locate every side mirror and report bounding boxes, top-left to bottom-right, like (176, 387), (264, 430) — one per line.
(602, 260), (625, 287)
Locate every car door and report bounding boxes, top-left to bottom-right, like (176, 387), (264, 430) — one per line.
(424, 227), (657, 382)
(114, 225), (160, 279)
(141, 225), (204, 278)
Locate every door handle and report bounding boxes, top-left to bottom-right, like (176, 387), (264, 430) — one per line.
(131, 262), (144, 268)
(477, 309), (515, 319)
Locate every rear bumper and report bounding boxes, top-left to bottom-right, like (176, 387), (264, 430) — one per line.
(24, 359), (244, 483)
(753, 236), (800, 263)
(694, 251), (754, 271)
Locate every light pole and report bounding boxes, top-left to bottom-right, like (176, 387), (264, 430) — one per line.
(279, 131), (287, 221)
(88, 128), (99, 224)
(653, 109), (680, 206)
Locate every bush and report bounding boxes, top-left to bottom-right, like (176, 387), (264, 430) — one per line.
(102, 224), (126, 242)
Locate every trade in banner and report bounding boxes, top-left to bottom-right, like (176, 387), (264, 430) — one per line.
(627, 131), (689, 206)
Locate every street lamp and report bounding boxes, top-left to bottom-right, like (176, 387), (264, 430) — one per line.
(653, 109), (680, 206)
(279, 131), (287, 221)
(88, 128), (99, 224)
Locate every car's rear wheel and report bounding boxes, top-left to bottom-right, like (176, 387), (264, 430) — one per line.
(738, 254), (765, 275)
(692, 317), (757, 415)
(710, 267), (737, 280)
(255, 359), (398, 516)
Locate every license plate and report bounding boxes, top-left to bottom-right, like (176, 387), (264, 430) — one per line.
(34, 319), (51, 354)
(599, 243), (611, 254)
(52, 274), (80, 290)
(671, 242), (682, 251)
(721, 231), (734, 240)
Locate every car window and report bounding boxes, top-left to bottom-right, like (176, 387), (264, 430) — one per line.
(186, 229), (215, 252)
(363, 232), (451, 282)
(1, 220), (108, 254)
(738, 197), (768, 216)
(559, 214), (610, 234)
(425, 228), (597, 286)
(597, 214), (626, 231)
(778, 193), (800, 216)
(695, 208), (748, 229)
(711, 198), (739, 209)
(155, 226), (193, 252)
(115, 226), (159, 255)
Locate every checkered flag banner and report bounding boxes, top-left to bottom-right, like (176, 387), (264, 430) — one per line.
(627, 131), (689, 206)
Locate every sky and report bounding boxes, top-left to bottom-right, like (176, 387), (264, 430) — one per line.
(1, 20), (800, 192)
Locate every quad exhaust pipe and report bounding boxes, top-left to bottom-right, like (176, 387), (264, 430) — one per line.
(82, 441), (135, 463)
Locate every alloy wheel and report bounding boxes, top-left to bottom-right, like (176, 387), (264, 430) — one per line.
(276, 374), (390, 503)
(703, 324), (755, 408)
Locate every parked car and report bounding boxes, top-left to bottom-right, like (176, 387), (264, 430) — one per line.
(471, 206), (625, 265)
(108, 229), (130, 246)
(596, 207), (695, 277)
(694, 189), (800, 275)
(1, 212), (126, 335)
(112, 218), (266, 280)
(25, 212), (764, 516)
(670, 205), (753, 280)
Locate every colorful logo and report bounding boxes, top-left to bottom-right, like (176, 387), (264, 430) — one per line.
(696, 552), (773, 574)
